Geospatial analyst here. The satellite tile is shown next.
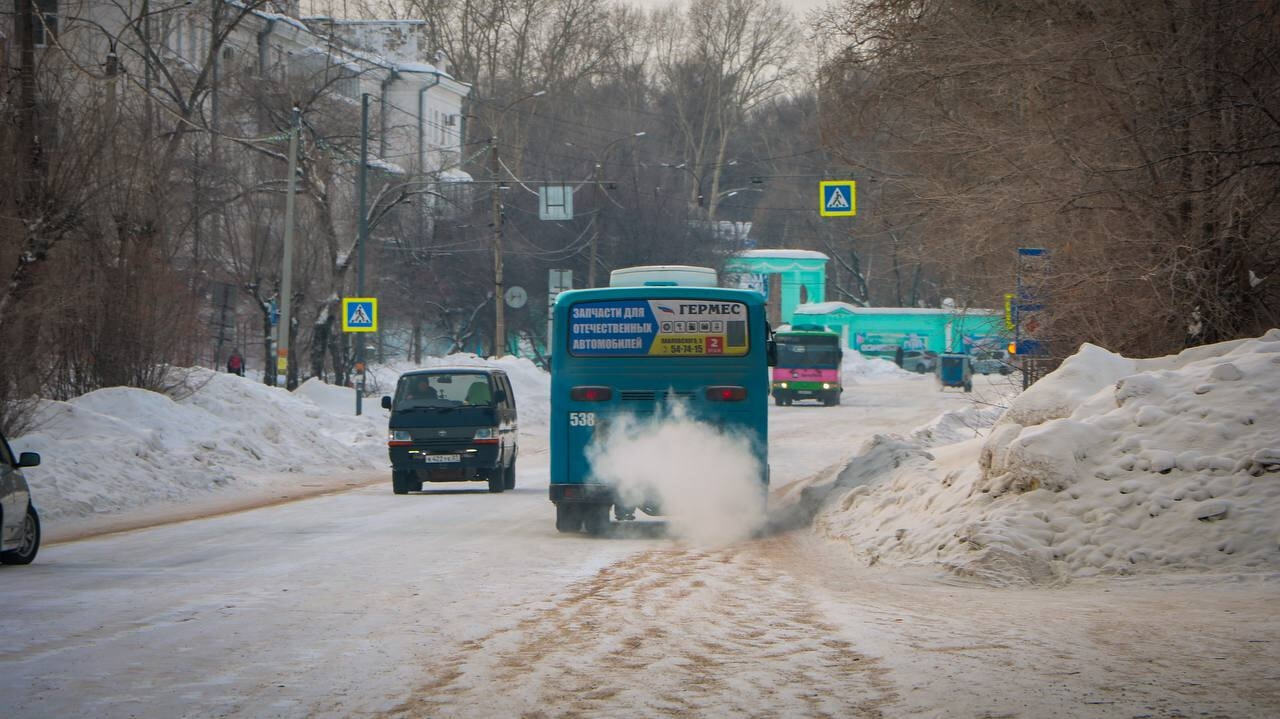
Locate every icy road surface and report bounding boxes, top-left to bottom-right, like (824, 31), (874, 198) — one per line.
(2, 377), (1277, 718)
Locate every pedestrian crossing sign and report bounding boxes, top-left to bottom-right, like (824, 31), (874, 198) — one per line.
(342, 297), (378, 333)
(819, 180), (857, 217)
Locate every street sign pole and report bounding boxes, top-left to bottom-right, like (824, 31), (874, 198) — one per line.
(356, 94), (370, 415)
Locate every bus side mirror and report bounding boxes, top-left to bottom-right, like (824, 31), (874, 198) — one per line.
(766, 340), (777, 367)
(381, 396), (392, 410)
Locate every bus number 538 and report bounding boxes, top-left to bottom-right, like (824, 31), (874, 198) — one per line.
(568, 412), (596, 427)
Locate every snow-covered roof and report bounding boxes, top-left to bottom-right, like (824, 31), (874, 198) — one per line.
(366, 158), (406, 175)
(440, 168), (473, 182)
(796, 302), (999, 316)
(396, 62), (444, 75)
(302, 18), (427, 26)
(734, 249), (829, 261)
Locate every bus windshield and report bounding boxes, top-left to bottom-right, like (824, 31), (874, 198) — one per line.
(775, 335), (841, 368)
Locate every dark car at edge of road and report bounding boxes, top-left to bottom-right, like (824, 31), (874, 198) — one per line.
(0, 430), (41, 565)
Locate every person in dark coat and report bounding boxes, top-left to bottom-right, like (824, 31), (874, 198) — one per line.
(226, 349), (245, 377)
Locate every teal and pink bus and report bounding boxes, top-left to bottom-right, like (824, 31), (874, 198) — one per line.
(771, 327), (843, 406)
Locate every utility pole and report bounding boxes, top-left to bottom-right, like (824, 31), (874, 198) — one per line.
(355, 94), (371, 414)
(490, 133), (506, 357)
(487, 89), (545, 357)
(278, 106), (300, 389)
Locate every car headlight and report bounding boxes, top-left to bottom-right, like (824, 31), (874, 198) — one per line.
(779, 382), (789, 389)
(473, 427), (499, 443)
(388, 430), (412, 446)
(822, 383), (831, 390)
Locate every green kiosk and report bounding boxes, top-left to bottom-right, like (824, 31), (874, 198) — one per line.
(723, 250), (829, 327)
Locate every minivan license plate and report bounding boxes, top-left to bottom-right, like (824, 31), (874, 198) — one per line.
(422, 454), (460, 463)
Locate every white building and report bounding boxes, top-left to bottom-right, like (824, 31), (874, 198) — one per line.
(3, 0), (471, 194)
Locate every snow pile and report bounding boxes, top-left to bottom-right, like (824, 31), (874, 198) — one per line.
(587, 403), (766, 546)
(814, 331), (1280, 583)
(842, 350), (919, 382)
(13, 369), (388, 524)
(11, 354), (552, 530)
(910, 403), (1007, 448)
(367, 353), (550, 430)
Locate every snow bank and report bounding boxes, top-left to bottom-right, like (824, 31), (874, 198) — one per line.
(13, 369), (388, 524)
(842, 350), (919, 383)
(815, 330), (1280, 583)
(10, 354), (552, 530)
(910, 402), (1007, 448)
(366, 353), (550, 430)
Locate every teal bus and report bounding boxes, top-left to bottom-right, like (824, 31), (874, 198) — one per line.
(549, 266), (774, 534)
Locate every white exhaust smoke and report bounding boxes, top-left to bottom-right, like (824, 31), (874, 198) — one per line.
(585, 402), (766, 545)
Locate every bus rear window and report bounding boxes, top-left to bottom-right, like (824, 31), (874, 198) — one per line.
(568, 299), (750, 357)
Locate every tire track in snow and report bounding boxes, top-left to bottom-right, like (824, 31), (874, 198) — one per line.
(382, 546), (896, 718)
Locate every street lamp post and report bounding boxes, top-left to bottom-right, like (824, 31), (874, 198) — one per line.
(489, 89), (545, 358)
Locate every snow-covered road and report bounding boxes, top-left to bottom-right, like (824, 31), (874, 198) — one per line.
(2, 376), (1276, 718)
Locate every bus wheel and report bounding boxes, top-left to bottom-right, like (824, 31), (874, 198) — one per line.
(773, 392), (787, 406)
(583, 504), (611, 536)
(555, 503), (583, 533)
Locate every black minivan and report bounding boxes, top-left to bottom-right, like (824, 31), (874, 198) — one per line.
(381, 367), (518, 494)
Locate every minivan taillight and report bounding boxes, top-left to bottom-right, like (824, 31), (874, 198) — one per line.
(571, 386), (613, 401)
(706, 386), (747, 401)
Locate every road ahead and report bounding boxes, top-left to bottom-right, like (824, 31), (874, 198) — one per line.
(2, 377), (1276, 718)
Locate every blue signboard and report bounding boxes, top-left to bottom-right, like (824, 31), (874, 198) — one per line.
(819, 181), (857, 217)
(568, 300), (658, 356)
(341, 297), (378, 333)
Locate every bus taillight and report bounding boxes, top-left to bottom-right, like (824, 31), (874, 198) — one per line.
(571, 386), (613, 402)
(706, 386), (747, 402)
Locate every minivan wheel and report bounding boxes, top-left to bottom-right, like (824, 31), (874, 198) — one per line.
(487, 471), (505, 493)
(392, 471), (413, 495)
(503, 457), (516, 490)
(0, 504), (40, 565)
